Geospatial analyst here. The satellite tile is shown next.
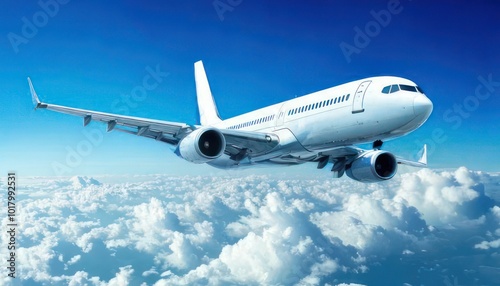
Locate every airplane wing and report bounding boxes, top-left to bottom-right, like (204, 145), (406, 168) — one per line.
(29, 78), (193, 144)
(28, 78), (279, 154)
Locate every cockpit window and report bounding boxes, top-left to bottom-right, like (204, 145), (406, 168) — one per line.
(382, 84), (423, 94)
(400, 84), (417, 92)
(390, 84), (400, 93)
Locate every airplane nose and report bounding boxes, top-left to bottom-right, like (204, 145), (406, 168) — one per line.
(413, 95), (433, 118)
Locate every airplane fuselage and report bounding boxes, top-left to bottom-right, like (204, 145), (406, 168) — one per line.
(211, 76), (432, 168)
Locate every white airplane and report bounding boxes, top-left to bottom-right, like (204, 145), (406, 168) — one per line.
(28, 61), (432, 182)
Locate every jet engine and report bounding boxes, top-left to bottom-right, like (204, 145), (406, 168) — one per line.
(346, 150), (397, 183)
(177, 127), (226, 163)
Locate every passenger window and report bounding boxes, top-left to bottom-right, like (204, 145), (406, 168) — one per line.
(382, 86), (390, 94)
(334, 98), (337, 104)
(346, 94), (350, 101)
(342, 95), (345, 102)
(390, 84), (400, 93)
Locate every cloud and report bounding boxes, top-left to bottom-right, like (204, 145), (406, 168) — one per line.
(475, 238), (500, 250)
(69, 176), (102, 189)
(107, 265), (134, 286)
(67, 255), (81, 266)
(6, 168), (499, 285)
(154, 231), (200, 270)
(16, 234), (57, 281)
(395, 167), (493, 225)
(51, 265), (134, 286)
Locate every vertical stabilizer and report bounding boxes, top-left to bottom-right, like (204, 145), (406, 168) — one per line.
(194, 61), (222, 126)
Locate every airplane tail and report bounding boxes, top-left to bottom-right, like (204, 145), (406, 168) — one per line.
(194, 61), (222, 126)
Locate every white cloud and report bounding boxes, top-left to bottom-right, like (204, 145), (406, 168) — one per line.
(69, 175), (102, 189)
(17, 234), (58, 281)
(475, 238), (500, 250)
(8, 167), (500, 285)
(64, 271), (100, 286)
(67, 255), (81, 265)
(154, 232), (199, 270)
(395, 167), (486, 225)
(219, 231), (285, 283)
(107, 265), (134, 286)
(491, 206), (500, 219)
(142, 267), (159, 277)
(299, 256), (339, 285)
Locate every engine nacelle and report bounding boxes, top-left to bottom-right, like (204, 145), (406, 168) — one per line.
(346, 150), (397, 183)
(176, 127), (226, 163)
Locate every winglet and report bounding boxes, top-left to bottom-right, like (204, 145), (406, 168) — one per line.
(194, 61), (222, 126)
(28, 77), (46, 109)
(396, 144), (428, 168)
(418, 144), (427, 166)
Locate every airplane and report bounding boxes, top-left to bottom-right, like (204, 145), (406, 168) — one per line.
(28, 60), (433, 183)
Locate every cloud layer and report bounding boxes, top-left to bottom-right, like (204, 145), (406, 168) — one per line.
(1, 167), (499, 285)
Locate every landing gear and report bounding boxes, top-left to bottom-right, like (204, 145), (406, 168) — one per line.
(373, 140), (383, 150)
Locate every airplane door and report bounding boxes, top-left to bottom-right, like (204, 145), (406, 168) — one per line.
(352, 80), (371, 113)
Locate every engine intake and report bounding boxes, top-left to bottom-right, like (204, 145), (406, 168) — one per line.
(177, 127), (226, 163)
(346, 150), (397, 183)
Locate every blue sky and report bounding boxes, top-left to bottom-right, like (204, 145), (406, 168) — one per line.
(1, 0), (499, 176)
